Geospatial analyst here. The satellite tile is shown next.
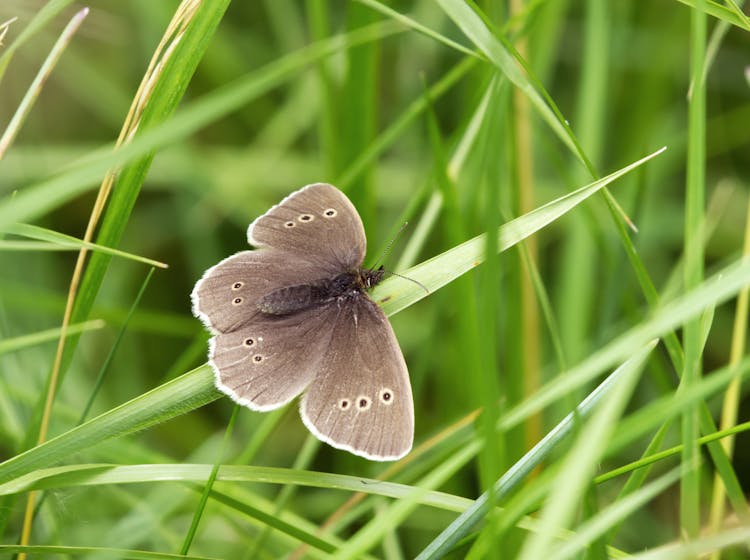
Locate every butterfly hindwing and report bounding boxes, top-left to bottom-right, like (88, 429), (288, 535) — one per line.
(210, 308), (335, 410)
(300, 298), (414, 460)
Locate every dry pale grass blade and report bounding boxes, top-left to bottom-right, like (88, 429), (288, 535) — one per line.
(17, 1), (206, 556)
(0, 9), (88, 159)
(0, 16), (17, 46)
(707, 196), (750, 558)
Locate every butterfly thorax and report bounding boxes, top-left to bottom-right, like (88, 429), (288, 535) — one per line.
(256, 267), (385, 316)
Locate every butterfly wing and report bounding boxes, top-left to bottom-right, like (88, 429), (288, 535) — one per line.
(192, 249), (333, 335)
(210, 309), (335, 410)
(300, 297), (414, 461)
(247, 183), (367, 272)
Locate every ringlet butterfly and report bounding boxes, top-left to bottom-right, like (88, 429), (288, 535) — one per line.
(191, 183), (414, 460)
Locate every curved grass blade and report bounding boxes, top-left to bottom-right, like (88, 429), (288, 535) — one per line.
(331, 443), (478, 559)
(189, 483), (343, 556)
(0, 463), (470, 512)
(596, 420), (750, 485)
(436, 0), (593, 174)
(0, 545), (217, 560)
(355, 0), (481, 59)
(675, 0), (750, 30)
(337, 55), (477, 190)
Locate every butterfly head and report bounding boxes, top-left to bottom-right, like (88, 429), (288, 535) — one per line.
(360, 265), (386, 290)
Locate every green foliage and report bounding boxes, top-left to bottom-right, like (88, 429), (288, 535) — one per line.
(1, 1), (749, 558)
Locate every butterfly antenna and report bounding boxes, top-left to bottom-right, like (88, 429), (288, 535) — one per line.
(370, 222), (429, 294)
(371, 222), (410, 270)
(385, 270), (430, 294)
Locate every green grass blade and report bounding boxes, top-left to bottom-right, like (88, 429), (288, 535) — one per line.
(356, 0), (481, 58)
(0, 545), (218, 560)
(416, 344), (656, 560)
(550, 466), (684, 560)
(374, 148), (666, 316)
(0, 23), (400, 230)
(337, 55), (477, 190)
(1, 223), (167, 268)
(680, 0), (707, 539)
(79, 269), (156, 423)
(517, 342), (652, 560)
(436, 0), (593, 174)
(607, 357), (750, 451)
(180, 405), (238, 554)
(597, 421), (750, 486)
(0, 463), (470, 512)
(331, 443), (478, 559)
(675, 0), (750, 29)
(0, 365), (219, 486)
(0, 320), (104, 355)
(193, 484), (341, 555)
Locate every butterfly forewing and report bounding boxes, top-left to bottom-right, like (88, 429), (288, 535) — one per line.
(247, 183), (367, 272)
(192, 249), (334, 334)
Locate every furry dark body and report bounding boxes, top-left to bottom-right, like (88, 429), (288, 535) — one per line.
(257, 268), (385, 315)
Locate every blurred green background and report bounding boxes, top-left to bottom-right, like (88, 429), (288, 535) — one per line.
(1, 1), (749, 558)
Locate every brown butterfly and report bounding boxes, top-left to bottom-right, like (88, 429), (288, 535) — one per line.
(191, 183), (413, 460)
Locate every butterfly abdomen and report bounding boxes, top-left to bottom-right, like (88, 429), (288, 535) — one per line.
(257, 270), (377, 315)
